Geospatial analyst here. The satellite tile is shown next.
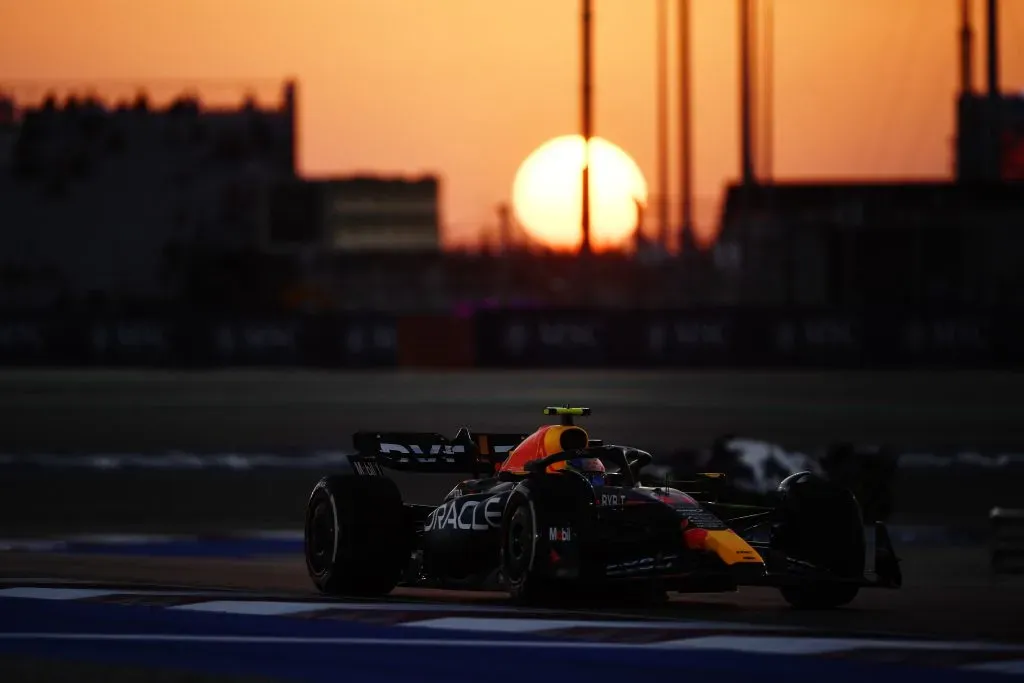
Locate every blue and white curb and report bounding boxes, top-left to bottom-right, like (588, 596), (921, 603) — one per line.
(0, 585), (1023, 676)
(0, 530), (304, 557)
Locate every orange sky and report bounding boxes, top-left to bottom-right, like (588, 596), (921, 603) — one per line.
(2, 0), (1023, 249)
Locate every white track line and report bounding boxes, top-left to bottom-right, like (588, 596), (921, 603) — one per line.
(170, 600), (549, 615)
(0, 588), (123, 600)
(232, 530), (304, 541)
(0, 587), (243, 600)
(0, 540), (68, 552)
(0, 633), (700, 650)
(169, 601), (356, 616)
(402, 617), (800, 633)
(65, 534), (184, 544)
(963, 660), (1024, 674)
(655, 635), (1024, 654)
(0, 578), (122, 585)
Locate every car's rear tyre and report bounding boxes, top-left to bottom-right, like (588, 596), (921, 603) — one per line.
(771, 471), (865, 609)
(304, 474), (407, 596)
(501, 496), (558, 604)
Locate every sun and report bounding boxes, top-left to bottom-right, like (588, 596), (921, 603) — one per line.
(511, 135), (649, 252)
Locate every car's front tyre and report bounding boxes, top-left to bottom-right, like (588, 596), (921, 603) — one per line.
(770, 471), (865, 609)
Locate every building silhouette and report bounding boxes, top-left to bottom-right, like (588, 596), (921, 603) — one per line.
(0, 80), (441, 312)
(714, 1), (1024, 311)
(0, 82), (296, 307)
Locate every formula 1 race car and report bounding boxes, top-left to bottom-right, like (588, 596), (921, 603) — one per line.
(303, 407), (902, 608)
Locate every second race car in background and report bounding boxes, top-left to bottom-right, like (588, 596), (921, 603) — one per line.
(641, 436), (898, 524)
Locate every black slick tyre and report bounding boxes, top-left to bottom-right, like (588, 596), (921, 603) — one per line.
(501, 495), (557, 604)
(771, 472), (866, 609)
(304, 474), (407, 596)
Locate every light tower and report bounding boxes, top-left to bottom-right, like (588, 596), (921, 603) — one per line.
(580, 0), (594, 255)
(738, 0), (756, 187)
(759, 0), (774, 180)
(656, 0), (670, 250)
(678, 0), (695, 252)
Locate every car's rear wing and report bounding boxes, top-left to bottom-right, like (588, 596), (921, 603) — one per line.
(350, 429), (528, 476)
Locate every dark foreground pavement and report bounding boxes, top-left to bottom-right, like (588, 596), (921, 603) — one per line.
(0, 656), (286, 683)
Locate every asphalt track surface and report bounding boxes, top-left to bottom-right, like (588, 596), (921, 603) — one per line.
(2, 369), (1024, 662)
(2, 369), (1024, 452)
(1, 369), (1022, 529)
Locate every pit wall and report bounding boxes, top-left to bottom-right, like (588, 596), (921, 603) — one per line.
(1, 307), (1019, 368)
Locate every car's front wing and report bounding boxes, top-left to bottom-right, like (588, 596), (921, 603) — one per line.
(744, 521), (903, 589)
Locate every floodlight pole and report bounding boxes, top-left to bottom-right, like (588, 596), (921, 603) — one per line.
(959, 0), (974, 96)
(986, 0), (999, 97)
(581, 0), (594, 256)
(761, 0), (774, 180)
(739, 0), (756, 187)
(986, 0), (1001, 180)
(656, 0), (670, 249)
(678, 0), (694, 252)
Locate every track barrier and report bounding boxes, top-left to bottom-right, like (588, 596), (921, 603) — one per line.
(989, 507), (1024, 574)
(3, 307), (1024, 368)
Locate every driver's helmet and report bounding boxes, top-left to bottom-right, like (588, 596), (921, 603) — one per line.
(547, 456), (606, 486)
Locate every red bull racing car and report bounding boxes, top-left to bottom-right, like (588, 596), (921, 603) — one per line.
(303, 407), (902, 608)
